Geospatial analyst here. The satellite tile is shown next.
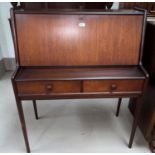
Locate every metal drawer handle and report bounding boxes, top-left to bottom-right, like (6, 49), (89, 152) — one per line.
(111, 84), (117, 91)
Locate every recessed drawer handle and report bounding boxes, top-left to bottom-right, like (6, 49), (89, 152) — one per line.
(111, 84), (117, 91)
(45, 84), (53, 92)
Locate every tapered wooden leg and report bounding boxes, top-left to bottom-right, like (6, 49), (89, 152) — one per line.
(128, 98), (142, 148)
(16, 100), (31, 153)
(33, 100), (39, 120)
(116, 98), (122, 117)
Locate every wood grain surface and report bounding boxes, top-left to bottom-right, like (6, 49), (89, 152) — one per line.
(15, 14), (143, 66)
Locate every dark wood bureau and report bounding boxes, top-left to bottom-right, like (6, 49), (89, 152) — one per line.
(11, 7), (148, 152)
(129, 21), (155, 153)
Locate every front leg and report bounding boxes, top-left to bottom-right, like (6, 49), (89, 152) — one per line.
(16, 99), (31, 153)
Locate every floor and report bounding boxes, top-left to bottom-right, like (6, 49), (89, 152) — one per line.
(0, 72), (150, 153)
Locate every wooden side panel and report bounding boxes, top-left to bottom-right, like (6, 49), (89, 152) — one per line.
(15, 14), (143, 66)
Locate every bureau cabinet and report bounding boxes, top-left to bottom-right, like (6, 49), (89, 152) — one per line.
(11, 8), (148, 152)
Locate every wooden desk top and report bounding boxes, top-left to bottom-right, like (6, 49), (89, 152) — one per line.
(14, 9), (143, 15)
(15, 66), (146, 81)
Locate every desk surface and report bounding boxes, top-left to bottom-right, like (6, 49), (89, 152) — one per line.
(16, 66), (146, 81)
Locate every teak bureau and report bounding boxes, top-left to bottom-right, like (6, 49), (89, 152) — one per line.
(11, 8), (148, 152)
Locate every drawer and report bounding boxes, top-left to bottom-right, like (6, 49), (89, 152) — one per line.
(17, 81), (81, 95)
(83, 80), (144, 93)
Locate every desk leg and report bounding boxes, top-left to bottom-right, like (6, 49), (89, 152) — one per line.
(129, 98), (142, 148)
(16, 99), (31, 153)
(33, 100), (39, 120)
(116, 98), (122, 117)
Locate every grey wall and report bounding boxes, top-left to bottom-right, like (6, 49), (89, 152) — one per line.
(0, 2), (15, 59)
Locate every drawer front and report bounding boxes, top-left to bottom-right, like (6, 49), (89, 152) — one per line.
(83, 80), (144, 93)
(17, 81), (81, 95)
